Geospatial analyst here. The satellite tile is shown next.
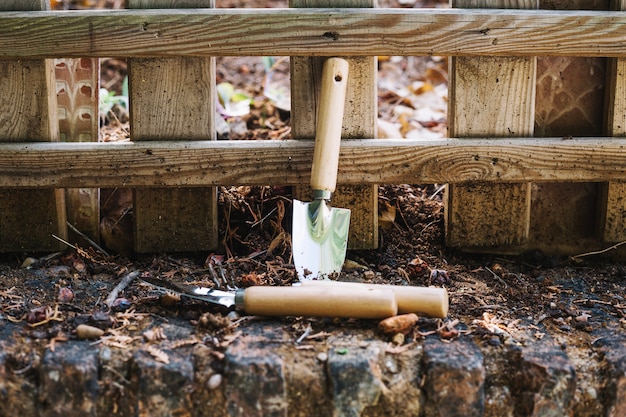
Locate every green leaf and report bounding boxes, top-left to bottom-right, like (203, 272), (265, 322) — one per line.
(216, 82), (235, 106)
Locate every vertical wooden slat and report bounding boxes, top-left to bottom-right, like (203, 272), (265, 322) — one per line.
(55, 57), (101, 245)
(446, 0), (537, 250)
(0, 0), (67, 252)
(600, 0), (626, 243)
(128, 0), (217, 253)
(290, 0), (378, 250)
(530, 0), (607, 255)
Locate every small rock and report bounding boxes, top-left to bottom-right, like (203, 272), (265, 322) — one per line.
(379, 313), (419, 335)
(391, 333), (405, 345)
(586, 387), (597, 400)
(227, 311), (241, 320)
(76, 324), (104, 340)
(559, 324), (572, 332)
(110, 298), (131, 312)
(207, 373), (223, 390)
(21, 257), (38, 269)
(363, 270), (376, 280)
(57, 287), (74, 303)
(317, 352), (328, 362)
(487, 336), (501, 347)
(575, 313), (590, 323)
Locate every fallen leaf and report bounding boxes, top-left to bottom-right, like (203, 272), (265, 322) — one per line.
(145, 346), (170, 364)
(378, 201), (397, 229)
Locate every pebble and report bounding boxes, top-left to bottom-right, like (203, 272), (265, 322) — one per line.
(391, 333), (405, 346)
(487, 336), (501, 347)
(378, 313), (419, 335)
(207, 373), (223, 390)
(57, 287), (74, 303)
(363, 270), (376, 280)
(317, 352), (328, 362)
(575, 313), (590, 323)
(100, 346), (112, 362)
(76, 324), (104, 340)
(21, 257), (38, 269)
(586, 387), (597, 400)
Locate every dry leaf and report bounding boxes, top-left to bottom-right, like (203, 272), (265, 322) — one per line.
(268, 230), (287, 254)
(377, 119), (402, 139)
(170, 337), (200, 349)
(146, 346), (170, 364)
(143, 326), (167, 342)
(378, 201), (397, 229)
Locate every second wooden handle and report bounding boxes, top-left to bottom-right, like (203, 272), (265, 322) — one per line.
(240, 285), (397, 319)
(310, 57), (349, 193)
(301, 280), (449, 318)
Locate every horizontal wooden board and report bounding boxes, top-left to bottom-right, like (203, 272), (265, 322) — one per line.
(1, 9), (626, 58)
(1, 138), (626, 187)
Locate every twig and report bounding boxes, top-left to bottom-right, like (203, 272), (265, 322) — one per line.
(430, 184), (446, 200)
(105, 271), (140, 308)
(570, 240), (626, 260)
(421, 220), (438, 235)
(295, 325), (312, 345)
(485, 266), (508, 288)
(248, 207), (277, 228)
(52, 234), (76, 249)
(67, 221), (110, 257)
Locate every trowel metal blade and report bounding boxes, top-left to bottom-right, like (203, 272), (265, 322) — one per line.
(292, 198), (351, 280)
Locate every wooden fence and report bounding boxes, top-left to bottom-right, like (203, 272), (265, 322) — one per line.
(2, 0), (626, 257)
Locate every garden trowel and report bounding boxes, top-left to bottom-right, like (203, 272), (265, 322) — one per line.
(292, 57), (351, 280)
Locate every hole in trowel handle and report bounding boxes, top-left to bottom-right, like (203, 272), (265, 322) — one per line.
(334, 75), (342, 82)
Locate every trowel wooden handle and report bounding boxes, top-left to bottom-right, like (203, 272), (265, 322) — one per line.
(310, 57), (349, 193)
(239, 285), (397, 319)
(301, 280), (449, 318)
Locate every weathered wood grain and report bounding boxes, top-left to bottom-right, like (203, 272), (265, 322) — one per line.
(0, 0), (66, 252)
(128, 0), (217, 253)
(55, 58), (101, 246)
(446, 0), (536, 249)
(1, 138), (626, 188)
(2, 9), (626, 58)
(291, 0), (378, 250)
(600, 0), (626, 242)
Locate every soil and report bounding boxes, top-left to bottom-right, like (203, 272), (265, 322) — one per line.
(2, 1), (626, 415)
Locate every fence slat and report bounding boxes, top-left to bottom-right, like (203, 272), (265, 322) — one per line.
(4, 137), (626, 188)
(446, 0), (537, 250)
(55, 58), (101, 247)
(128, 0), (217, 253)
(0, 0), (66, 252)
(600, 0), (626, 243)
(290, 0), (378, 250)
(4, 9), (626, 59)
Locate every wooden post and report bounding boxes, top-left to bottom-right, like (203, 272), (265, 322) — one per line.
(290, 0), (378, 250)
(530, 0), (608, 255)
(55, 58), (101, 245)
(0, 0), (67, 252)
(446, 0), (537, 251)
(128, 0), (218, 253)
(600, 0), (626, 243)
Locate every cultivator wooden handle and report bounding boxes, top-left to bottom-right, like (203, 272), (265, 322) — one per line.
(301, 280), (448, 318)
(237, 285), (397, 319)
